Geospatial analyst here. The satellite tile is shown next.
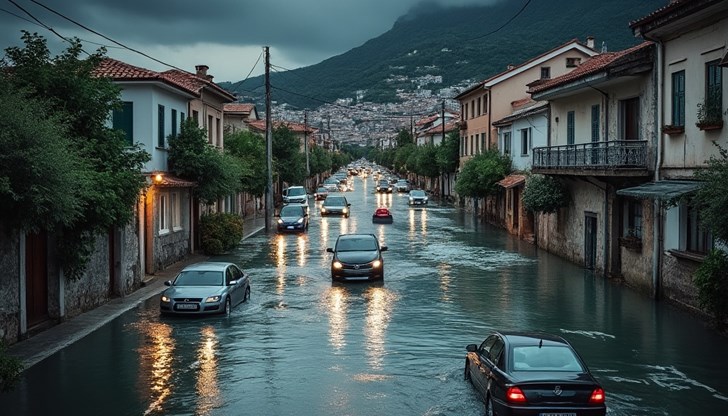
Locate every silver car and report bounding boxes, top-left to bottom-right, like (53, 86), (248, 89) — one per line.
(408, 189), (429, 205)
(160, 262), (250, 316)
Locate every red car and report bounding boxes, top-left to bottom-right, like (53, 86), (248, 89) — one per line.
(372, 207), (393, 224)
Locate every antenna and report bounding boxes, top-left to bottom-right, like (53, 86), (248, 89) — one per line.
(539, 339), (543, 348)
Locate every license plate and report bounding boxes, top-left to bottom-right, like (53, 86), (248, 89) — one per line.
(540, 413), (576, 416)
(287, 226), (294, 229)
(176, 303), (198, 310)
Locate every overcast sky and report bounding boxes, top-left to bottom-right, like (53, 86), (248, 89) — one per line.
(0, 0), (494, 83)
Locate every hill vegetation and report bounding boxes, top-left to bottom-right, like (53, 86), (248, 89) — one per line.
(220, 0), (664, 109)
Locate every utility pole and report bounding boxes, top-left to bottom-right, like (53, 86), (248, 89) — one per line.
(304, 110), (310, 177)
(264, 46), (273, 231)
(441, 100), (446, 197)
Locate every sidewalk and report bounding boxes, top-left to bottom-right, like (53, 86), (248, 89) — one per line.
(8, 215), (267, 370)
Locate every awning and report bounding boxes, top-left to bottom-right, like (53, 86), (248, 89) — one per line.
(149, 173), (197, 188)
(616, 180), (702, 200)
(498, 174), (527, 189)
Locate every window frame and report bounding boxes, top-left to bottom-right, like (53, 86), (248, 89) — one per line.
(671, 70), (685, 127)
(157, 104), (165, 148)
(112, 101), (134, 146)
(503, 131), (512, 156)
(591, 104), (600, 142)
(567, 111), (575, 145)
(622, 199), (643, 239)
(158, 192), (170, 235)
(520, 127), (530, 156)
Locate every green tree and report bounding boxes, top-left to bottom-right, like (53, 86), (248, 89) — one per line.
(168, 118), (243, 204)
(455, 149), (511, 198)
(414, 143), (440, 178)
(272, 126), (305, 186)
(395, 128), (414, 148)
(310, 146), (333, 176)
(437, 131), (460, 174)
(522, 174), (569, 214)
(394, 143), (416, 172)
(225, 130), (267, 195)
(693, 144), (728, 244)
(1, 32), (149, 279)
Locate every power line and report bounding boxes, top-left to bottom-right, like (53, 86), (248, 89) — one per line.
(6, 0), (86, 54)
(238, 49), (263, 85)
(464, 0), (532, 42)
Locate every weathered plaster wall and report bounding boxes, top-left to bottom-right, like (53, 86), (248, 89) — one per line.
(617, 199), (655, 294)
(661, 254), (701, 312)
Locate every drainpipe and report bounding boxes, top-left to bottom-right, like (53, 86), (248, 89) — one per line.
(589, 86), (611, 276)
(652, 40), (664, 300)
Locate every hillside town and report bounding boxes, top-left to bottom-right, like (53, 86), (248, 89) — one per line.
(1, 1), (727, 414)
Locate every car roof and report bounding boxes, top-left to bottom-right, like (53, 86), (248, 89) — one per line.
(337, 233), (376, 240)
(496, 331), (570, 347)
(181, 262), (235, 272)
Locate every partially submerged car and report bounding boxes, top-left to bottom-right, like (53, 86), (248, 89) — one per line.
(160, 262), (250, 316)
(372, 207), (393, 224)
(326, 234), (388, 282)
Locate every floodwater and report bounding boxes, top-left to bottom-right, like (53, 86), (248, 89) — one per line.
(1, 174), (727, 415)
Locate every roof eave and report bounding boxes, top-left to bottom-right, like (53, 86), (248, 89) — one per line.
(531, 73), (608, 101)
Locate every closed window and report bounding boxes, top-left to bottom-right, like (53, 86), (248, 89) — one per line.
(622, 199), (643, 238)
(687, 204), (712, 254)
(157, 104), (165, 148)
(671, 71), (685, 127)
(591, 105), (600, 142)
(566, 57), (581, 68)
(520, 128), (530, 156)
(463, 103), (468, 120)
(567, 111), (575, 145)
(540, 66), (551, 79)
(503, 131), (512, 155)
(705, 60), (723, 118)
(159, 193), (169, 234)
(112, 101), (134, 146)
(476, 97), (481, 116)
(171, 192), (182, 231)
(208, 115), (214, 143)
(171, 109), (177, 138)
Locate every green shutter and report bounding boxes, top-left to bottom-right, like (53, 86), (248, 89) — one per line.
(567, 111), (575, 145)
(672, 71), (685, 126)
(591, 105), (600, 142)
(113, 102), (134, 146)
(158, 104), (165, 147)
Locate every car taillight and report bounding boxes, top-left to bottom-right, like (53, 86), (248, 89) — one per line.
(506, 386), (527, 403)
(589, 388), (605, 404)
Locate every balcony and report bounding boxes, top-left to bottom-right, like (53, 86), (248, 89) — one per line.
(532, 140), (652, 177)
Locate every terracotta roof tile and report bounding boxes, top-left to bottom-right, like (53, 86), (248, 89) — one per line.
(245, 119), (317, 134)
(421, 120), (460, 135)
(95, 58), (198, 96)
(498, 174), (527, 189)
(162, 69), (236, 102)
(224, 103), (255, 114)
(529, 41), (653, 94)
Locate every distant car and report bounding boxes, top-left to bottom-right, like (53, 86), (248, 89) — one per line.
(464, 331), (606, 416)
(282, 186), (308, 206)
(323, 179), (339, 192)
(408, 189), (428, 205)
(372, 207), (393, 224)
(376, 179), (392, 193)
(276, 204), (309, 232)
(314, 187), (329, 201)
(395, 179), (410, 192)
(160, 262), (250, 316)
(326, 233), (388, 282)
(321, 195), (351, 217)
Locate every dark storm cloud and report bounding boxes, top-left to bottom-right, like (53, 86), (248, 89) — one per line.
(0, 0), (496, 80)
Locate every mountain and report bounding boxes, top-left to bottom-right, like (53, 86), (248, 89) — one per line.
(220, 0), (665, 109)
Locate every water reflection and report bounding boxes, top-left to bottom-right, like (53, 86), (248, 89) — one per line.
(138, 322), (175, 415)
(274, 234), (287, 294)
(325, 286), (349, 350)
(437, 262), (452, 303)
(195, 326), (220, 416)
(375, 192), (392, 208)
(297, 233), (308, 267)
(363, 286), (396, 370)
(420, 208), (427, 236)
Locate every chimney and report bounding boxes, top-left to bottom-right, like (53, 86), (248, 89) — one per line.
(206, 75), (214, 82)
(195, 65), (209, 78)
(586, 36), (595, 49)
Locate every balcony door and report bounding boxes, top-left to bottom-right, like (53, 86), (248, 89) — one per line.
(619, 97), (640, 140)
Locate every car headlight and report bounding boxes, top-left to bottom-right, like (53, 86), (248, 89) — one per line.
(333, 261), (343, 269)
(372, 260), (382, 268)
(296, 218), (304, 224)
(277, 219), (283, 224)
(409, 197), (414, 201)
(321, 207), (327, 213)
(376, 187), (381, 191)
(161, 295), (170, 303)
(424, 197), (428, 201)
(205, 295), (221, 303)
(342, 208), (348, 214)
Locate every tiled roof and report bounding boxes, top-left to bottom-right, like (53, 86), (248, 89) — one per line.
(224, 103), (255, 114)
(421, 120), (460, 135)
(162, 69), (236, 102)
(492, 101), (548, 126)
(529, 41), (653, 94)
(150, 173), (197, 188)
(95, 58), (198, 96)
(246, 119), (317, 134)
(498, 174), (527, 189)
(416, 114), (439, 126)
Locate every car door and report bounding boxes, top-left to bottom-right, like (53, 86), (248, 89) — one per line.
(225, 266), (238, 304)
(471, 336), (497, 394)
(231, 265), (245, 305)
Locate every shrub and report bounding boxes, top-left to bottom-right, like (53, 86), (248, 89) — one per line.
(693, 249), (728, 328)
(0, 341), (23, 392)
(200, 212), (244, 255)
(522, 174), (569, 214)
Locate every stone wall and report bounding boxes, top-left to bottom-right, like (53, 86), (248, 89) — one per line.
(63, 234), (112, 318)
(661, 254), (701, 312)
(154, 229), (189, 272)
(0, 228), (20, 344)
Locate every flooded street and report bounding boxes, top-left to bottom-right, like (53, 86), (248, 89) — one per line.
(2, 175), (727, 415)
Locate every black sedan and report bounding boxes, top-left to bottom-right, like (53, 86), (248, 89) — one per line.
(464, 331), (606, 416)
(321, 195), (351, 217)
(276, 204), (309, 232)
(326, 233), (387, 282)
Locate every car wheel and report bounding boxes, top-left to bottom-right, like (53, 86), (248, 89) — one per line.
(485, 395), (494, 416)
(224, 297), (231, 315)
(244, 286), (250, 302)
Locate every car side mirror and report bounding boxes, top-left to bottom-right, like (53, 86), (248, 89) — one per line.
(164, 280), (173, 286)
(326, 248), (334, 253)
(380, 246), (388, 252)
(466, 344), (478, 352)
(228, 280), (238, 286)
(347, 203), (351, 206)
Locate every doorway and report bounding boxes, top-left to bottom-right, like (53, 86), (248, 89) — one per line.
(25, 230), (49, 327)
(584, 213), (598, 270)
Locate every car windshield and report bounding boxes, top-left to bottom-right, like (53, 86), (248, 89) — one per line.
(337, 237), (378, 252)
(326, 197), (345, 205)
(378, 181), (389, 186)
(174, 270), (224, 286)
(287, 187), (306, 196)
(411, 190), (425, 197)
(511, 345), (584, 372)
(280, 205), (303, 216)
(317, 187), (327, 193)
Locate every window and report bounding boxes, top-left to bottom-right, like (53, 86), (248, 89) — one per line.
(622, 199), (643, 239)
(483, 94), (488, 114)
(171, 109), (177, 138)
(481, 133), (486, 153)
(463, 103), (468, 120)
(671, 71), (685, 126)
(619, 97), (640, 140)
(159, 193), (169, 234)
(157, 104), (165, 148)
(520, 128), (531, 156)
(705, 60), (723, 117)
(687, 204), (712, 253)
(540, 66), (551, 79)
(216, 117), (221, 147)
(192, 110), (199, 125)
(112, 101), (134, 146)
(208, 115), (214, 143)
(567, 111), (575, 145)
(470, 100), (475, 119)
(566, 57), (581, 68)
(591, 104), (600, 142)
(171, 192), (182, 231)
(476, 97), (481, 116)
(503, 131), (512, 155)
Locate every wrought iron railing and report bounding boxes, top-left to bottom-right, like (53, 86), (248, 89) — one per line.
(532, 140), (650, 169)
